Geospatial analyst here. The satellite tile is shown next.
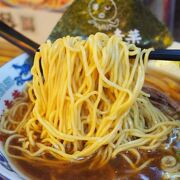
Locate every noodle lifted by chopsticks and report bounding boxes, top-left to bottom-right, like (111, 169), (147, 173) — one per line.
(1, 33), (179, 169)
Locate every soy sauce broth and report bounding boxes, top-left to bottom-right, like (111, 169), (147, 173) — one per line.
(8, 147), (178, 180)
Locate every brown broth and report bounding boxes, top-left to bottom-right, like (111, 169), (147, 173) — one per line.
(1, 83), (179, 180)
(7, 147), (178, 180)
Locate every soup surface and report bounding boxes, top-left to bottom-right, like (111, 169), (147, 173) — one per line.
(5, 144), (178, 180)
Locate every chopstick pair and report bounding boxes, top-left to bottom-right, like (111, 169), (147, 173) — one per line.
(0, 20), (39, 56)
(0, 20), (180, 61)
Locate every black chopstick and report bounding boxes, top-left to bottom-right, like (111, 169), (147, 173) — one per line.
(0, 20), (39, 56)
(149, 49), (180, 61)
(0, 20), (180, 61)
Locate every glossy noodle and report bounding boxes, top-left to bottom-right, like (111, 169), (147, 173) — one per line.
(0, 33), (179, 171)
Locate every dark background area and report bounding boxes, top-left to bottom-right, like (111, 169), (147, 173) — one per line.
(144, 0), (179, 41)
(174, 0), (180, 41)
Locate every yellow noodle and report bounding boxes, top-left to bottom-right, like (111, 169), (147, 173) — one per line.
(0, 33), (179, 170)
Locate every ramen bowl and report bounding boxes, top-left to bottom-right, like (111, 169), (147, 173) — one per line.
(0, 41), (180, 179)
(0, 54), (33, 179)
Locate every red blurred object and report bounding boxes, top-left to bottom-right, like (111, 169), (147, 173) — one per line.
(1, 0), (73, 11)
(163, 0), (175, 31)
(4, 100), (13, 109)
(12, 90), (21, 99)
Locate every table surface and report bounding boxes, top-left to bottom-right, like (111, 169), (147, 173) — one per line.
(0, 2), (64, 66)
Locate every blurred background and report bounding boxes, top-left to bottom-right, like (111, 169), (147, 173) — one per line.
(143, 0), (179, 40)
(0, 0), (179, 66)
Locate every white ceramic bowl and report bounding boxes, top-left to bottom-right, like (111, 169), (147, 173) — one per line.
(0, 53), (32, 180)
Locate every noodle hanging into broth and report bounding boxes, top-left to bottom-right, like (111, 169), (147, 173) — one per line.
(0, 33), (179, 170)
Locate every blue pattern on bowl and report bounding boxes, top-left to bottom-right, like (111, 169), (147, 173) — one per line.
(0, 53), (32, 180)
(13, 63), (32, 86)
(0, 152), (14, 172)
